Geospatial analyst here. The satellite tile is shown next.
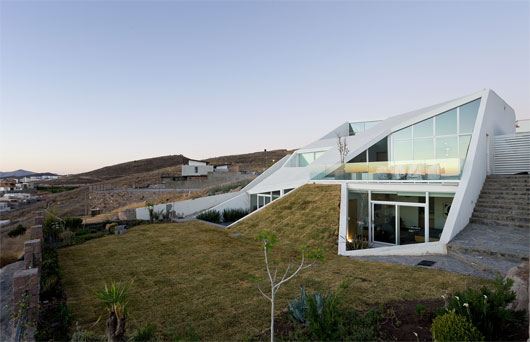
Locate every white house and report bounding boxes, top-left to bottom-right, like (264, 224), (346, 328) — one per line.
(209, 89), (526, 256)
(138, 89), (526, 257)
(182, 160), (214, 177)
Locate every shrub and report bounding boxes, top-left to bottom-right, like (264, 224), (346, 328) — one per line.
(287, 285), (381, 341)
(7, 224), (26, 238)
(415, 304), (425, 315)
(196, 210), (221, 223)
(222, 208), (248, 223)
(445, 277), (523, 340)
(133, 323), (157, 341)
(431, 310), (484, 342)
(64, 217), (83, 232)
(345, 236), (371, 250)
(40, 246), (62, 300)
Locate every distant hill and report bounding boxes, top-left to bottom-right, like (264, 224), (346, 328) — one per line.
(0, 169), (36, 178)
(203, 149), (294, 172)
(50, 154), (190, 185)
(48, 149), (295, 186)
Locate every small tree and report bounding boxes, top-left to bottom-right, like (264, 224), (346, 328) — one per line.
(145, 202), (154, 224)
(255, 230), (324, 342)
(336, 133), (349, 164)
(95, 281), (130, 342)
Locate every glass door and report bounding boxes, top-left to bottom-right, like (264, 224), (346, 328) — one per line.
(372, 203), (396, 244)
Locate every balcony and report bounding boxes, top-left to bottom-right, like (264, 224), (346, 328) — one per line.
(310, 158), (463, 182)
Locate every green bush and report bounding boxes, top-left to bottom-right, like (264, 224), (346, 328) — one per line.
(196, 210), (221, 223)
(7, 224), (26, 238)
(431, 310), (484, 342)
(133, 323), (157, 341)
(40, 246), (62, 300)
(64, 217), (83, 232)
(445, 277), (523, 340)
(287, 286), (381, 341)
(222, 208), (248, 222)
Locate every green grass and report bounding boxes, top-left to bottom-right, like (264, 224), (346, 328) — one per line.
(229, 184), (342, 250)
(60, 221), (490, 340)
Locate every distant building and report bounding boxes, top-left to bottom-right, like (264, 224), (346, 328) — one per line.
(0, 179), (16, 192)
(182, 160), (214, 177)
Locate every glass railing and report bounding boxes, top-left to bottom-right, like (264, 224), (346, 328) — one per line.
(310, 158), (463, 181)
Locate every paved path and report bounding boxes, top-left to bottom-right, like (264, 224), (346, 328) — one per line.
(351, 254), (495, 279)
(352, 223), (529, 280)
(0, 261), (24, 341)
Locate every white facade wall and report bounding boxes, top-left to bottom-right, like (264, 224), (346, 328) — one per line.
(135, 192), (239, 220)
(207, 192), (249, 213)
(441, 90), (515, 242)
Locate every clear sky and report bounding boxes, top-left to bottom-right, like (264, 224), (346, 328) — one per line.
(1, 1), (528, 174)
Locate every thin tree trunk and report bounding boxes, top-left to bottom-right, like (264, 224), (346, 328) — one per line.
(270, 293), (275, 342)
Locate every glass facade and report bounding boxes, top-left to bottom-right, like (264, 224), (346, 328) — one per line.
(348, 190), (455, 248)
(347, 191), (369, 249)
(310, 98), (480, 181)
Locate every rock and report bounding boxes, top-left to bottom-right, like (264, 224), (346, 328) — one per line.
(504, 261), (529, 313)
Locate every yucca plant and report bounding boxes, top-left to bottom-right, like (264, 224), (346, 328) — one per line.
(94, 281), (131, 342)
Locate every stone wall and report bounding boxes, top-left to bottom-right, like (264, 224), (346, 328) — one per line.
(12, 220), (42, 327)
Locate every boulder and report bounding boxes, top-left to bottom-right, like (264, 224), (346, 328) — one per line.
(504, 261), (529, 313)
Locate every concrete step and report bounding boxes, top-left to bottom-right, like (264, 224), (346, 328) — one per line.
(471, 211), (530, 222)
(447, 249), (524, 278)
(473, 206), (530, 217)
(447, 243), (529, 263)
(469, 217), (529, 229)
(480, 189), (530, 196)
(477, 194), (530, 202)
(474, 202), (530, 211)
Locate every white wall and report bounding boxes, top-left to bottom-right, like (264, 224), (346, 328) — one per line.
(207, 191), (249, 214)
(440, 90), (515, 242)
(135, 192), (239, 220)
(182, 164), (214, 177)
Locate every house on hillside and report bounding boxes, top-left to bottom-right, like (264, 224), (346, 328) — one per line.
(203, 89), (528, 256)
(138, 89), (527, 257)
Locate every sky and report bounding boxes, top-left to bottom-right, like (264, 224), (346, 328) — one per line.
(0, 1), (529, 175)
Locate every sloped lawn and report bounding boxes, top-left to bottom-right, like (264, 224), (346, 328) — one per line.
(60, 220), (490, 340)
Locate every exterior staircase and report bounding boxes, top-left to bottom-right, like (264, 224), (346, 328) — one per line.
(447, 174), (530, 278)
(470, 174), (530, 228)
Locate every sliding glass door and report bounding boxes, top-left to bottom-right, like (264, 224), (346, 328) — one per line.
(371, 202), (427, 245)
(372, 204), (396, 244)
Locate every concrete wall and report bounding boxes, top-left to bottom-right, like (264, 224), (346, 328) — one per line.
(441, 90), (515, 242)
(135, 191), (240, 220)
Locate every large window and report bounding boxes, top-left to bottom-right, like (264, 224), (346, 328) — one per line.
(391, 98), (481, 176)
(347, 137), (389, 164)
(298, 151), (326, 167)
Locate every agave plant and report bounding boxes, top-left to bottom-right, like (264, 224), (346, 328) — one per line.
(94, 281), (131, 342)
(288, 286), (331, 326)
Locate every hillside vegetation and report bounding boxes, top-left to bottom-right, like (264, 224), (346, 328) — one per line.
(229, 184), (341, 251)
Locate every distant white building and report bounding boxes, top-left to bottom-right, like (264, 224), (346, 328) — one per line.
(182, 160), (214, 177)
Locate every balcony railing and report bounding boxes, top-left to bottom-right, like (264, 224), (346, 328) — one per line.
(310, 158), (463, 181)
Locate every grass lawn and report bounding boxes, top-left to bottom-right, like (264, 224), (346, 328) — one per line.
(60, 221), (490, 341)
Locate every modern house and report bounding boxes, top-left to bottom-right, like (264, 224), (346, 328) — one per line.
(138, 89), (528, 257)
